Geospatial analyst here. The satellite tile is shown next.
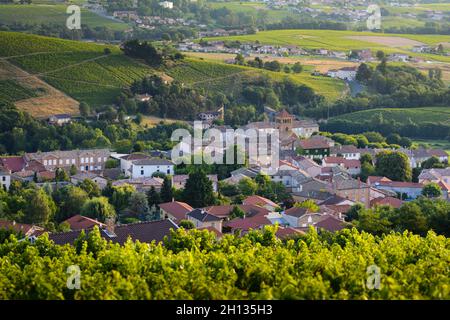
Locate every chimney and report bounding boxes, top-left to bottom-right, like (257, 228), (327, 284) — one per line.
(104, 218), (116, 238)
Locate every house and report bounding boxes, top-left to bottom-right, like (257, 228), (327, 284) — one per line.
(0, 167), (11, 190)
(371, 181), (424, 200)
(323, 156), (361, 175)
(400, 148), (449, 168)
(243, 195), (278, 212)
(159, 201), (193, 222)
(0, 220), (45, 238)
(367, 176), (392, 185)
(135, 94), (152, 102)
(330, 145), (360, 160)
(172, 174), (218, 192)
(357, 49), (373, 61)
(119, 153), (151, 174)
(63, 215), (105, 231)
(197, 107), (224, 123)
(315, 215), (348, 232)
(327, 67), (358, 81)
(319, 195), (356, 214)
(112, 177), (164, 192)
(286, 156), (322, 177)
(159, 1), (173, 9)
(48, 114), (72, 126)
(0, 156), (26, 172)
(298, 135), (334, 160)
(388, 53), (409, 62)
(186, 209), (222, 232)
(333, 175), (387, 207)
(203, 204), (270, 220)
(224, 214), (272, 234)
(48, 219), (178, 245)
(70, 172), (108, 189)
(292, 177), (333, 203)
(25, 149), (111, 172)
(370, 196), (404, 209)
(281, 207), (323, 228)
(419, 168), (450, 184)
(129, 158), (174, 179)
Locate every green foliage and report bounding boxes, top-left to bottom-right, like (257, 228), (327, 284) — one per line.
(178, 219), (195, 230)
(0, 228), (448, 299)
(182, 169), (216, 208)
(81, 197), (116, 222)
(422, 183), (442, 198)
(294, 200), (320, 212)
(375, 151), (412, 182)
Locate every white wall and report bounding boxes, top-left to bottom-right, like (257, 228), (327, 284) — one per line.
(131, 164), (174, 178)
(0, 174), (11, 190)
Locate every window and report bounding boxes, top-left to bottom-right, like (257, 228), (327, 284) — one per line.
(2, 177), (5, 181)
(43, 160), (47, 166)
(81, 158), (84, 164)
(85, 166), (89, 171)
(141, 170), (144, 175)
(90, 157), (94, 163)
(59, 159), (63, 165)
(104, 157), (107, 162)
(66, 159), (70, 165)
(72, 159), (75, 164)
(98, 157), (102, 163)
(167, 169), (170, 174)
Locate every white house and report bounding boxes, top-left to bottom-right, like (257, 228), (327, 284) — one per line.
(159, 1), (173, 9)
(130, 158), (174, 178)
(327, 67), (358, 81)
(330, 145), (361, 160)
(0, 167), (11, 190)
(48, 114), (72, 126)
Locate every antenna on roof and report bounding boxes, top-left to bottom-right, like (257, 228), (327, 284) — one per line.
(103, 218), (116, 238)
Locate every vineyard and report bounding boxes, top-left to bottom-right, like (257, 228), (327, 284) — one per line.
(0, 226), (448, 299)
(0, 32), (154, 106)
(0, 80), (40, 104)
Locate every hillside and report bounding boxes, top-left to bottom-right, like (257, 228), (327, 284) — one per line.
(331, 107), (450, 125)
(0, 4), (129, 31)
(0, 31), (154, 109)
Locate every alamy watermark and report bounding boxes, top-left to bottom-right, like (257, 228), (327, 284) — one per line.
(66, 265), (81, 290)
(66, 5), (81, 30)
(366, 264), (381, 290)
(367, 4), (381, 30)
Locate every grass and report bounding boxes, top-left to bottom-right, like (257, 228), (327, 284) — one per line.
(412, 139), (450, 153)
(0, 31), (154, 106)
(206, 29), (450, 63)
(331, 107), (450, 125)
(0, 4), (129, 31)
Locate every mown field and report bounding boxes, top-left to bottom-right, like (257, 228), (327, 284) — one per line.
(332, 107), (450, 125)
(206, 29), (450, 63)
(0, 4), (129, 31)
(166, 57), (346, 101)
(0, 31), (154, 106)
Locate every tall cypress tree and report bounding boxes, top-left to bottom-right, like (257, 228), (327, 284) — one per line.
(182, 169), (216, 208)
(160, 176), (173, 203)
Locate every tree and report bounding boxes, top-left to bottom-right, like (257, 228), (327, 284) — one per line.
(292, 62), (303, 73)
(421, 156), (444, 169)
(78, 179), (101, 198)
(81, 197), (116, 222)
(23, 188), (56, 224)
(54, 186), (89, 221)
(235, 53), (245, 65)
(238, 177), (258, 196)
(375, 151), (412, 182)
(376, 50), (385, 61)
(55, 168), (69, 182)
(356, 63), (373, 82)
(363, 131), (385, 143)
(229, 206), (245, 219)
(79, 102), (90, 118)
(69, 164), (77, 176)
(160, 176), (173, 203)
(147, 186), (161, 207)
(178, 219), (195, 229)
(294, 199), (319, 212)
(128, 192), (150, 217)
(422, 182), (442, 198)
(111, 184), (136, 212)
(182, 169), (216, 208)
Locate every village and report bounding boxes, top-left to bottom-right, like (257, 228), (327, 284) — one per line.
(1, 109), (449, 245)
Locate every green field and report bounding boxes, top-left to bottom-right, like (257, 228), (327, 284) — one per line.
(0, 4), (129, 31)
(0, 79), (40, 104)
(166, 57), (346, 100)
(332, 107), (450, 125)
(0, 31), (153, 106)
(206, 29), (450, 63)
(207, 1), (296, 23)
(412, 138), (450, 153)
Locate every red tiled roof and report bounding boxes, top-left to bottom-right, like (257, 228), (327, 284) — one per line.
(275, 227), (305, 239)
(276, 109), (294, 118)
(284, 206), (309, 218)
(38, 170), (56, 180)
(367, 176), (392, 184)
(299, 136), (332, 150)
(324, 157), (360, 168)
(315, 216), (348, 232)
(437, 180), (450, 192)
(0, 220), (45, 237)
(243, 195), (278, 208)
(63, 215), (105, 230)
(49, 219), (178, 245)
(204, 205), (270, 219)
(0, 156), (26, 172)
(225, 215), (271, 231)
(159, 201), (193, 221)
(322, 204), (352, 214)
(370, 197), (404, 209)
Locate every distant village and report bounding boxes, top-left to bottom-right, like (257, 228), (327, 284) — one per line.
(1, 109), (449, 245)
